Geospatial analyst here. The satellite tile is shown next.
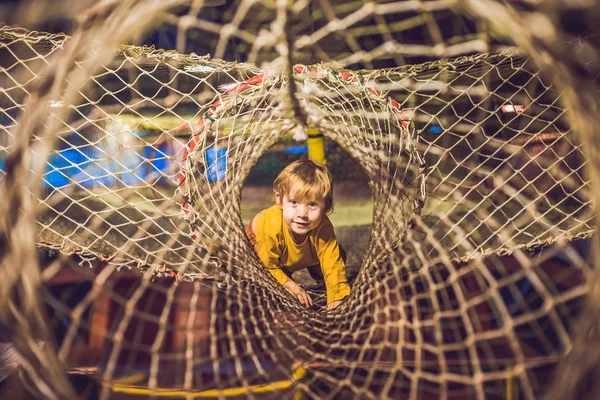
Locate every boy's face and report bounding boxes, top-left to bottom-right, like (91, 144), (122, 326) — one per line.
(276, 184), (326, 242)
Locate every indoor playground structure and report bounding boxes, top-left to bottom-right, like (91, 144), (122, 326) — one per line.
(1, 1), (600, 399)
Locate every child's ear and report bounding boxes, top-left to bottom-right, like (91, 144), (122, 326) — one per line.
(274, 190), (282, 208)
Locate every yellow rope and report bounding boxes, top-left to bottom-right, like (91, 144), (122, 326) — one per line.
(111, 366), (307, 398)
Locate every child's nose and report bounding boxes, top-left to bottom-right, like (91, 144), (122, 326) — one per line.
(297, 205), (308, 217)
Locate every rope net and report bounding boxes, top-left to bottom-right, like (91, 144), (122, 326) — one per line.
(0, 1), (598, 399)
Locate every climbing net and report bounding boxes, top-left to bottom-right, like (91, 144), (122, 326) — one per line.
(0, 1), (598, 399)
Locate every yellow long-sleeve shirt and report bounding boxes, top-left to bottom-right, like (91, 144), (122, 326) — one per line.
(251, 205), (350, 304)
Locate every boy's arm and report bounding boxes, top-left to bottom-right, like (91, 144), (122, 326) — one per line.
(255, 235), (291, 286)
(255, 233), (312, 307)
(315, 221), (351, 304)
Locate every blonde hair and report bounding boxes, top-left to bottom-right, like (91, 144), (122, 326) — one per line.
(273, 160), (334, 213)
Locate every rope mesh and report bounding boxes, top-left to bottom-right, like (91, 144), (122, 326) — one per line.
(0, 1), (598, 399)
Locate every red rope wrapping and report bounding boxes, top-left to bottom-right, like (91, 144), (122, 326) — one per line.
(509, 132), (563, 146)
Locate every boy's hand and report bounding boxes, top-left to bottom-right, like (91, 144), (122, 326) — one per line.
(283, 280), (312, 307)
(326, 300), (342, 310)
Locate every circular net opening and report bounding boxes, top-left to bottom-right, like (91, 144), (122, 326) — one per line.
(179, 66), (423, 310)
(241, 137), (373, 288)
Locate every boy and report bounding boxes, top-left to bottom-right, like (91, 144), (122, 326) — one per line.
(246, 160), (350, 310)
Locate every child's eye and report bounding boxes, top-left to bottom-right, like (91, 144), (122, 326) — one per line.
(289, 199), (298, 205)
(309, 202), (317, 207)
